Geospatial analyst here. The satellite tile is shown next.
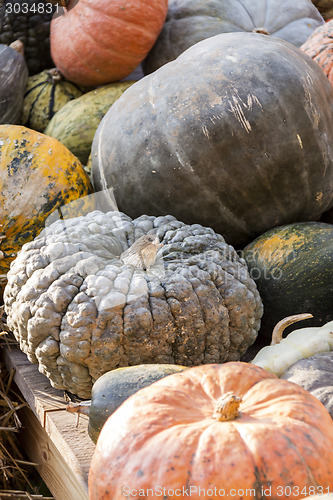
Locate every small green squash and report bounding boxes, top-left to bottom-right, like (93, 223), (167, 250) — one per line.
(67, 364), (187, 443)
(243, 222), (333, 338)
(44, 81), (135, 165)
(21, 68), (88, 132)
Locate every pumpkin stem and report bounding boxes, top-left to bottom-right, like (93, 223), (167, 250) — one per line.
(9, 40), (24, 56)
(252, 27), (270, 36)
(270, 313), (314, 346)
(66, 400), (91, 417)
(48, 68), (63, 83)
(213, 392), (241, 422)
(120, 234), (163, 271)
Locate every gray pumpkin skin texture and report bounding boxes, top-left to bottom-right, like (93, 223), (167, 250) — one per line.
(143, 0), (324, 74)
(4, 210), (262, 398)
(92, 33), (333, 248)
(281, 351), (333, 419)
(0, 43), (28, 124)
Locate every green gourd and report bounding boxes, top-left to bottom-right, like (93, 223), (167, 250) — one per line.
(67, 364), (187, 443)
(21, 68), (88, 132)
(44, 81), (135, 165)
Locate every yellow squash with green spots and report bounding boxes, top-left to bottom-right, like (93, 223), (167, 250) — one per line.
(0, 124), (94, 295)
(44, 81), (136, 166)
(243, 221), (333, 339)
(21, 68), (89, 132)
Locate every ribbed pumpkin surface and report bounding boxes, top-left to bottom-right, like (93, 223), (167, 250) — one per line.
(21, 68), (87, 132)
(0, 125), (93, 292)
(88, 363), (333, 499)
(301, 19), (333, 85)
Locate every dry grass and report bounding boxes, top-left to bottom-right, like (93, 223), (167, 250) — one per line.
(0, 306), (54, 500)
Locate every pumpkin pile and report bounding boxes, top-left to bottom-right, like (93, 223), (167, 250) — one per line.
(0, 0), (333, 497)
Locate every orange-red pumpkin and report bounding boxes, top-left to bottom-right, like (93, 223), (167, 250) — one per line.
(50, 0), (168, 86)
(88, 362), (333, 500)
(301, 20), (333, 85)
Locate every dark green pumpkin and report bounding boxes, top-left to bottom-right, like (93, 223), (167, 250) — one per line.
(92, 33), (333, 248)
(143, 0), (324, 74)
(243, 222), (333, 339)
(21, 68), (87, 132)
(0, 41), (28, 124)
(68, 364), (187, 443)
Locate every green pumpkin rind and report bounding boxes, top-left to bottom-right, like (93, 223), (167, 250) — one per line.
(44, 81), (136, 165)
(88, 364), (187, 443)
(243, 221), (333, 338)
(21, 68), (88, 132)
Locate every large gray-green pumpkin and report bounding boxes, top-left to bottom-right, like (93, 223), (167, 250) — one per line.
(91, 33), (333, 248)
(4, 210), (262, 398)
(143, 0), (324, 74)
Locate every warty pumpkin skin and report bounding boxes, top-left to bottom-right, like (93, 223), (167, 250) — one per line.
(88, 362), (333, 500)
(4, 210), (263, 398)
(67, 363), (187, 443)
(92, 33), (333, 248)
(143, 0), (324, 74)
(50, 0), (168, 86)
(281, 351), (333, 419)
(301, 19), (333, 86)
(243, 221), (333, 338)
(0, 124), (93, 294)
(0, 41), (28, 124)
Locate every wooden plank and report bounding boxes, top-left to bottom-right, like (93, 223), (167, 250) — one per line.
(1, 347), (95, 500)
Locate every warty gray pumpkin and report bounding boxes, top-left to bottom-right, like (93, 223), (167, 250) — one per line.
(4, 210), (263, 398)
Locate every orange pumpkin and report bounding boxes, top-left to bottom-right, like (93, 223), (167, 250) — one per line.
(88, 362), (333, 500)
(50, 0), (168, 86)
(301, 20), (333, 85)
(0, 124), (93, 294)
